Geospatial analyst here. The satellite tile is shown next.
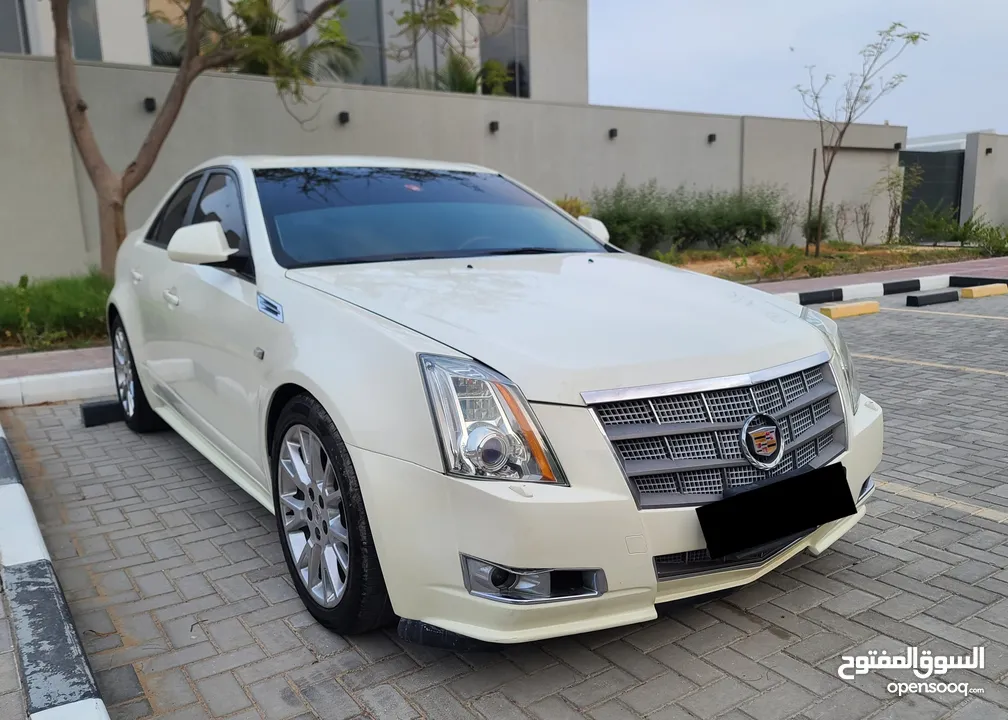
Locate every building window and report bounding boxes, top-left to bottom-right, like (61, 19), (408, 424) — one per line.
(479, 0), (529, 97)
(336, 0), (385, 85)
(69, 0), (102, 61)
(147, 0), (221, 67)
(0, 0), (30, 54)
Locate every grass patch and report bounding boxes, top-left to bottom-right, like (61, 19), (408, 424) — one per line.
(682, 244), (986, 284)
(0, 270), (112, 351)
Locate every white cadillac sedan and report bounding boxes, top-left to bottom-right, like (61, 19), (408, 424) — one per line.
(107, 156), (883, 646)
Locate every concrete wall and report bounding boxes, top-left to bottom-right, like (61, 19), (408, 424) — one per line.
(962, 132), (1008, 226)
(0, 54), (906, 282)
(743, 117), (901, 245)
(529, 0), (588, 104)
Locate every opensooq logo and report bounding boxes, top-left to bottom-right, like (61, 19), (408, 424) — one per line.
(837, 646), (985, 680)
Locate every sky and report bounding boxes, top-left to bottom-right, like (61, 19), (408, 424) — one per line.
(588, 0), (1006, 138)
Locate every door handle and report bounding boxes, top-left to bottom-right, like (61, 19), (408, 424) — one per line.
(162, 289), (179, 307)
(130, 269), (143, 284)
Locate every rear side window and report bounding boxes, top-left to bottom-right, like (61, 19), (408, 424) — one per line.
(149, 175), (202, 248)
(192, 173), (247, 251)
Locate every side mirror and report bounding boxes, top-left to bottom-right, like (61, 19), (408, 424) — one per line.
(577, 215), (610, 243)
(166, 222), (237, 265)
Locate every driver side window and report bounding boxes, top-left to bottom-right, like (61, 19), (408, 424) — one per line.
(191, 172), (255, 280)
(148, 175), (202, 248)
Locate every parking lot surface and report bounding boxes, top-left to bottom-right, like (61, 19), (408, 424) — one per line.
(3, 293), (1008, 720)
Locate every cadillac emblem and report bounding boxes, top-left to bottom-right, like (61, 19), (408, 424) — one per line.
(739, 413), (785, 470)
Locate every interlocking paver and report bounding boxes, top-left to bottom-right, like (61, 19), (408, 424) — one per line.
(7, 298), (1008, 718)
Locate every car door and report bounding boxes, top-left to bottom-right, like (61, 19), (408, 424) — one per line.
(131, 173), (204, 407)
(160, 170), (270, 486)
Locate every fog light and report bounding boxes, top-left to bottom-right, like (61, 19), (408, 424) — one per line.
(461, 555), (606, 604)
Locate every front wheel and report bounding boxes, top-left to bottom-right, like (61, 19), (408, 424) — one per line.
(271, 394), (394, 634)
(111, 318), (163, 433)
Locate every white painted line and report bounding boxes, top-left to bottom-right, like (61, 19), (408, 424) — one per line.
(0, 484), (50, 566)
(840, 282), (885, 301)
(0, 368), (115, 408)
(918, 275), (951, 291)
(31, 698), (111, 720)
(777, 292), (800, 305)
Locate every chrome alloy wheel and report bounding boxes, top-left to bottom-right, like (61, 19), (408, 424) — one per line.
(278, 425), (350, 608)
(113, 327), (135, 418)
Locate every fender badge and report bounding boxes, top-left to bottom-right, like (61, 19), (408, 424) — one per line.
(256, 293), (284, 323)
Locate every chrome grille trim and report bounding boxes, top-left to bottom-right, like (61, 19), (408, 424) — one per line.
(581, 351), (831, 405)
(586, 352), (847, 509)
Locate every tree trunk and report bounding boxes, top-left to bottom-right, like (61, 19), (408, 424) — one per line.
(97, 183), (127, 278)
(814, 175), (830, 258)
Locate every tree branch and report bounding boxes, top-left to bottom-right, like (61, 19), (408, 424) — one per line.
(199, 0), (347, 71)
(122, 0), (207, 195)
(51, 0), (117, 193)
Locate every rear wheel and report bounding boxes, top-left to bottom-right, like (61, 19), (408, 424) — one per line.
(111, 319), (163, 433)
(271, 394), (394, 634)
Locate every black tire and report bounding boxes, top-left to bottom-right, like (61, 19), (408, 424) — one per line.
(111, 318), (164, 434)
(271, 393), (395, 634)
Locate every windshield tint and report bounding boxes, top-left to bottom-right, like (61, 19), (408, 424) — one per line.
(253, 167), (604, 267)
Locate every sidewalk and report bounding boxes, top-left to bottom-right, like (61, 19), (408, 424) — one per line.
(750, 256), (1008, 294)
(0, 347), (108, 380)
(1, 257), (1006, 382)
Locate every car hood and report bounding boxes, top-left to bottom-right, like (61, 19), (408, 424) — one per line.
(287, 253), (828, 406)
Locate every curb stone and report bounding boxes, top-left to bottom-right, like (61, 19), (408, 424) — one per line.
(0, 422), (111, 720)
(774, 274), (1008, 306)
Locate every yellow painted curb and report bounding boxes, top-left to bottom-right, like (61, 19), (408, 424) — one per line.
(961, 283), (1008, 299)
(819, 301), (881, 319)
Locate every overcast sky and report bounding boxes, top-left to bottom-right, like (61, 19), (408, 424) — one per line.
(588, 0), (1003, 138)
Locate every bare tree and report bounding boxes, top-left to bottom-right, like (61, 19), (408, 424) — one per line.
(796, 22), (926, 257)
(53, 0), (361, 276)
(834, 201), (851, 244)
(774, 195), (802, 247)
(853, 198), (876, 246)
(878, 162), (923, 244)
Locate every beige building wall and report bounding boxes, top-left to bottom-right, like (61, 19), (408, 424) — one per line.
(528, 0), (588, 104)
(0, 57), (90, 281)
(0, 55), (905, 283)
(962, 132), (1008, 226)
(743, 117), (904, 244)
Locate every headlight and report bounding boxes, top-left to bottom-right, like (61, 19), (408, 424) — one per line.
(419, 354), (567, 484)
(800, 307), (861, 414)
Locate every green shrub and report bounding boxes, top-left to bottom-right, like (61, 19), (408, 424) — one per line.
(803, 206), (834, 246)
(0, 270), (112, 349)
(757, 245), (804, 280)
(902, 202), (955, 244)
(975, 224), (1008, 257)
(590, 178), (782, 254)
(590, 178), (678, 256)
(554, 195), (591, 217)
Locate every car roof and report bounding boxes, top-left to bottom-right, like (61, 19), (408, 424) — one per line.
(196, 155), (496, 174)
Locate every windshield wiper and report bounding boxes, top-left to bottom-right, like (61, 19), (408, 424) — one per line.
(475, 247), (569, 256)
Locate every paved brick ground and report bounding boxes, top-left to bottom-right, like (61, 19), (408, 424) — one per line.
(3, 295), (1008, 719)
(0, 589), (26, 719)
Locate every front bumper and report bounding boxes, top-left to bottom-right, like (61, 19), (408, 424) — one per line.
(352, 394), (883, 644)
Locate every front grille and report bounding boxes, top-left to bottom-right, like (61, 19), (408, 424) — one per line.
(591, 357), (846, 508)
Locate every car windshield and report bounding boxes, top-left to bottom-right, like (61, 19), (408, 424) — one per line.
(253, 166), (605, 267)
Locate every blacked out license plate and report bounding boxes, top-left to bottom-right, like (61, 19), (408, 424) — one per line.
(695, 463), (857, 560)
